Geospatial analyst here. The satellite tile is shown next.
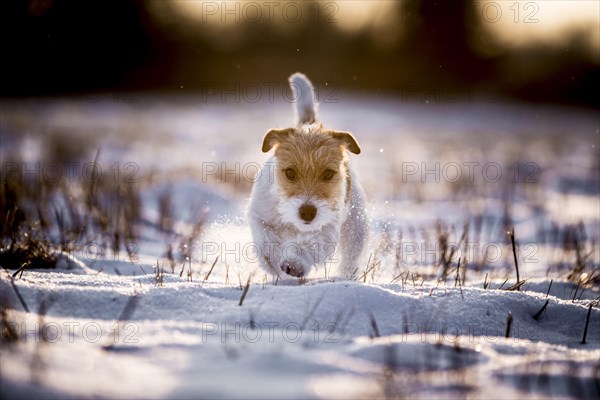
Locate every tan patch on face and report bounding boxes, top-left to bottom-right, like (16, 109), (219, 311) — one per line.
(274, 128), (347, 206)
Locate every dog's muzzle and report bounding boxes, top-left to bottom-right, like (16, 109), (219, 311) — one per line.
(298, 203), (317, 223)
(281, 261), (304, 277)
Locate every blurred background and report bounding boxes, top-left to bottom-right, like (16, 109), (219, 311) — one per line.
(1, 4), (599, 398)
(2, 0), (598, 106)
(1, 0), (599, 277)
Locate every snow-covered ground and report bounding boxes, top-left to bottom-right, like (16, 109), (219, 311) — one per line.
(1, 93), (599, 399)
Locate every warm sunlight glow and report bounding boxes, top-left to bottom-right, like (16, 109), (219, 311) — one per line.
(169, 0), (599, 57)
(478, 1), (599, 56)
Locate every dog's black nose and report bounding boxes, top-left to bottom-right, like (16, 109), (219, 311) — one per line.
(281, 262), (304, 277)
(299, 204), (317, 223)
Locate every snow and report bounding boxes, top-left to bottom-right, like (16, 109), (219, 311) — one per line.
(1, 94), (599, 399)
(2, 269), (598, 399)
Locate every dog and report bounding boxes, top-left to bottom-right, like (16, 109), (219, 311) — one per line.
(248, 73), (368, 279)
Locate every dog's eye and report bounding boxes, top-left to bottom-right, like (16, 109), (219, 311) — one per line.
(322, 169), (336, 181)
(284, 168), (297, 181)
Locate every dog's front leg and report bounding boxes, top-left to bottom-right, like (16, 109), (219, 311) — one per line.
(250, 217), (310, 278)
(282, 226), (341, 277)
(249, 218), (285, 277)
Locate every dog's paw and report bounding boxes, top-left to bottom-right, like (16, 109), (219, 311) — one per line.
(280, 262), (304, 278)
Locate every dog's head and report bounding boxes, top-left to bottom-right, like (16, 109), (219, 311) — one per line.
(262, 124), (361, 232)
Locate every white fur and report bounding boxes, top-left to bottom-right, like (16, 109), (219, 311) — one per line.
(289, 73), (317, 125)
(248, 73), (368, 279)
(276, 196), (336, 233)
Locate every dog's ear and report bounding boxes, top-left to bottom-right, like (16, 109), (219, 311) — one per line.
(262, 128), (294, 152)
(326, 130), (361, 154)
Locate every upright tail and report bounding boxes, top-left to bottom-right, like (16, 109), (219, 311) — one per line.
(289, 72), (317, 125)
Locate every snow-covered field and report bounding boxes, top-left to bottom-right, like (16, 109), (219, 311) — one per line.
(1, 93), (599, 399)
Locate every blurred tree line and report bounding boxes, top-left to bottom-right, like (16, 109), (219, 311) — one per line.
(1, 0), (598, 106)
